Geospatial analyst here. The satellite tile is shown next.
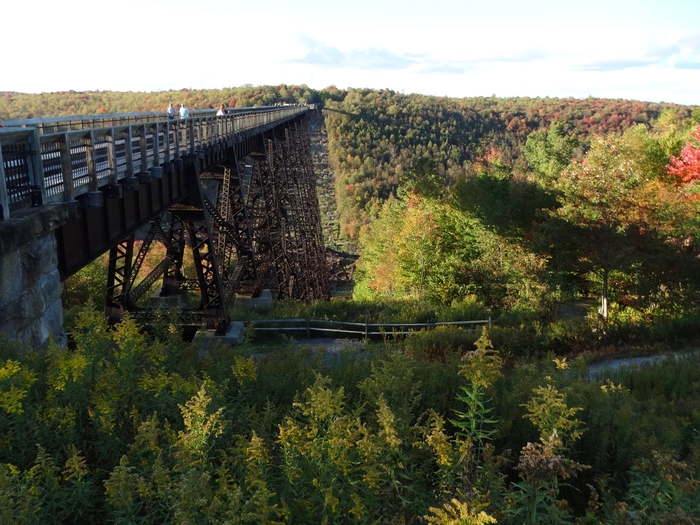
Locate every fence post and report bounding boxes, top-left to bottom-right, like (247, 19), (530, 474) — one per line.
(124, 127), (135, 177)
(86, 130), (98, 191)
(28, 129), (47, 205)
(364, 321), (368, 341)
(488, 316), (492, 331)
(152, 123), (161, 168)
(138, 125), (148, 174)
(0, 144), (8, 220)
(58, 133), (75, 201)
(106, 128), (118, 184)
(306, 318), (310, 339)
(164, 121), (171, 164)
(173, 121), (181, 161)
(188, 118), (195, 155)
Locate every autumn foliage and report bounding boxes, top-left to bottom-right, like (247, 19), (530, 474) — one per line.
(667, 124), (700, 184)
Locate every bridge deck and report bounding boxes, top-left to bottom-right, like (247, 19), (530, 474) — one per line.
(0, 106), (308, 220)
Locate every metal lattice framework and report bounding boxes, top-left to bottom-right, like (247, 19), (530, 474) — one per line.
(104, 117), (329, 334)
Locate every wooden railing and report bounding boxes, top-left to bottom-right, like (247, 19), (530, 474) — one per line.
(249, 317), (493, 340)
(0, 106), (308, 221)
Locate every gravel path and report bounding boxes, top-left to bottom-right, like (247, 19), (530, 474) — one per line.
(587, 349), (700, 379)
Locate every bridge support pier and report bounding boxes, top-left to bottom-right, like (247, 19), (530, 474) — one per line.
(194, 321), (246, 348)
(0, 206), (70, 348)
(235, 289), (274, 310)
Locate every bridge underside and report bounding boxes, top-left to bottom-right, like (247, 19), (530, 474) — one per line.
(56, 115), (329, 334)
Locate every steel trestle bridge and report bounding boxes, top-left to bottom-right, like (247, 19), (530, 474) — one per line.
(0, 106), (330, 336)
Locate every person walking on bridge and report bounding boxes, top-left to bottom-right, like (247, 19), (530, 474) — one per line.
(216, 104), (227, 116)
(166, 103), (175, 120)
(179, 103), (189, 119)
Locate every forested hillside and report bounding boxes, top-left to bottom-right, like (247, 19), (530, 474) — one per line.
(321, 89), (694, 238)
(319, 89), (700, 331)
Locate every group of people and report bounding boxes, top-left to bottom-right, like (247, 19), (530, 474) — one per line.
(165, 103), (227, 120)
(166, 103), (189, 120)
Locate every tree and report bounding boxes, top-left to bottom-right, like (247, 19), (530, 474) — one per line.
(548, 122), (700, 318)
(355, 194), (482, 303)
(667, 124), (700, 185)
(400, 157), (444, 200)
(523, 123), (578, 184)
(553, 134), (641, 319)
(354, 198), (406, 298)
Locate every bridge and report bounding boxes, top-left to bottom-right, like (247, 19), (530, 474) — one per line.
(0, 106), (330, 347)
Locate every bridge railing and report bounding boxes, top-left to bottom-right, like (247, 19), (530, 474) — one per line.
(0, 106), (307, 220)
(2, 105), (286, 135)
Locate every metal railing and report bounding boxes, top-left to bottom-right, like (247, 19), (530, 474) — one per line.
(249, 317), (493, 340)
(2, 105), (292, 134)
(0, 106), (308, 220)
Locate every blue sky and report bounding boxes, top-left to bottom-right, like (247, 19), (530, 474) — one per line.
(4, 0), (700, 104)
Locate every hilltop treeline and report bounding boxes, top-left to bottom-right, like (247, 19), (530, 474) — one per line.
(0, 85), (321, 119)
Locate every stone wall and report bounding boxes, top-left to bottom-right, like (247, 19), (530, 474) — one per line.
(0, 205), (70, 348)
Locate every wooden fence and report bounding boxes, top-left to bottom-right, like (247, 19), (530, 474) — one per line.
(249, 317), (492, 340)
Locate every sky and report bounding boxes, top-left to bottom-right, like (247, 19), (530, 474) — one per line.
(4, 0), (700, 105)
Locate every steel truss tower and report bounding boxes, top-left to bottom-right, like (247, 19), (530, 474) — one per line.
(105, 117), (329, 335)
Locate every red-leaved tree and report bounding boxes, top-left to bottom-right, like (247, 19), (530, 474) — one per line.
(668, 124), (700, 184)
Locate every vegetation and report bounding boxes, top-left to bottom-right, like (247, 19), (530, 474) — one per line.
(4, 86), (700, 521)
(2, 315), (700, 523)
(349, 98), (700, 339)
